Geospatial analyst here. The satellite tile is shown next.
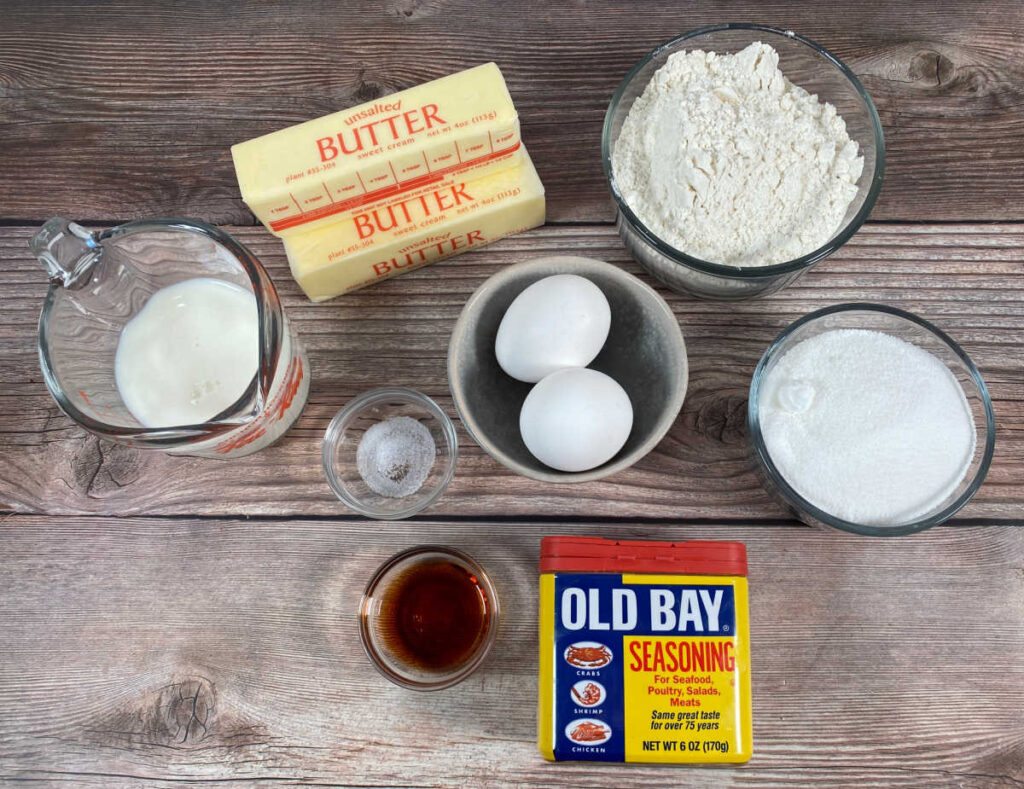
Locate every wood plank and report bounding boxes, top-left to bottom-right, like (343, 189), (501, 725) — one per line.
(0, 517), (1021, 787)
(1, 224), (1021, 521)
(1, 1), (1024, 223)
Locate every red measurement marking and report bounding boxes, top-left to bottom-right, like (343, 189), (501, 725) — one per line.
(213, 424), (267, 454)
(214, 354), (305, 454)
(268, 142), (521, 232)
(274, 356), (304, 420)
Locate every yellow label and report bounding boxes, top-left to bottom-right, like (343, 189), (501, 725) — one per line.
(231, 63), (521, 237)
(282, 149), (544, 301)
(539, 571), (751, 764)
(538, 573), (556, 762)
(621, 574), (751, 763)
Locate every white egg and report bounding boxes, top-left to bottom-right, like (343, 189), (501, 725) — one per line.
(520, 368), (633, 472)
(495, 274), (611, 383)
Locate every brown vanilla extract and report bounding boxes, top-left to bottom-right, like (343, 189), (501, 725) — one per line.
(384, 558), (491, 671)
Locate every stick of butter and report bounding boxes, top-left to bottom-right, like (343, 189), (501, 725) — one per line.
(283, 150), (545, 301)
(232, 63), (522, 238)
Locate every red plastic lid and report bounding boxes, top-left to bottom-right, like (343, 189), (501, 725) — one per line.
(540, 536), (747, 577)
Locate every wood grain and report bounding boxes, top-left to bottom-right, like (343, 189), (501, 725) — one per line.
(1, 224), (1021, 521)
(0, 516), (1021, 788)
(1, 1), (1024, 223)
(3, 3), (1024, 787)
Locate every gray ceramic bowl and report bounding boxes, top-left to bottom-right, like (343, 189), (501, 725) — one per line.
(447, 256), (688, 483)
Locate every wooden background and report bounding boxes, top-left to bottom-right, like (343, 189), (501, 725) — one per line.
(1, 1), (1022, 787)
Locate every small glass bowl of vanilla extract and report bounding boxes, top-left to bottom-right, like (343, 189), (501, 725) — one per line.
(358, 546), (499, 690)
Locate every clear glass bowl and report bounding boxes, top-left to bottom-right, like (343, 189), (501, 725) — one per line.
(322, 387), (457, 519)
(34, 216), (309, 457)
(602, 24), (886, 300)
(358, 546), (499, 691)
(747, 304), (996, 536)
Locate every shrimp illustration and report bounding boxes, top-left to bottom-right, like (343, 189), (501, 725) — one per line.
(571, 682), (603, 706)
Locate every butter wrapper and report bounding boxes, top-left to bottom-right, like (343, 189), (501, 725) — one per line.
(232, 63), (521, 237)
(283, 149), (544, 301)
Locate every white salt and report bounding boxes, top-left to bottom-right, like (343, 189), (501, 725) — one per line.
(759, 329), (976, 526)
(357, 416), (436, 498)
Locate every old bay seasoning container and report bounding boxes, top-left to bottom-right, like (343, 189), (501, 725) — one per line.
(538, 537), (752, 763)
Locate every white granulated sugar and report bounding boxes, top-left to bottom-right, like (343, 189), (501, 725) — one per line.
(759, 329), (976, 526)
(357, 416), (436, 498)
(612, 42), (864, 266)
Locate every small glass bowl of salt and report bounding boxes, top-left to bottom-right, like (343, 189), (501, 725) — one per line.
(323, 388), (458, 519)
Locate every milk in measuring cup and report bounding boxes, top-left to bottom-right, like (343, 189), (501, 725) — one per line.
(34, 216), (309, 457)
(115, 277), (259, 427)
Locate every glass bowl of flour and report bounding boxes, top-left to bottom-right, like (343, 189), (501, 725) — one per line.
(603, 24), (885, 300)
(747, 304), (996, 536)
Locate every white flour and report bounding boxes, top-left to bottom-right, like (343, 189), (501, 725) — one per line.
(612, 42), (863, 267)
(759, 329), (976, 526)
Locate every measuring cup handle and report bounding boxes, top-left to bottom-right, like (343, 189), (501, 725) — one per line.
(31, 216), (103, 288)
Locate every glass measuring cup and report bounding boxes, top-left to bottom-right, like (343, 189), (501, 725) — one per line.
(33, 217), (310, 458)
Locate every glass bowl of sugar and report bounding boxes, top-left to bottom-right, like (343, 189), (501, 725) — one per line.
(747, 304), (996, 536)
(603, 24), (885, 300)
(323, 388), (458, 519)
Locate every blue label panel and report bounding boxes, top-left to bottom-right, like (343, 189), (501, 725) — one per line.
(550, 573), (736, 761)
